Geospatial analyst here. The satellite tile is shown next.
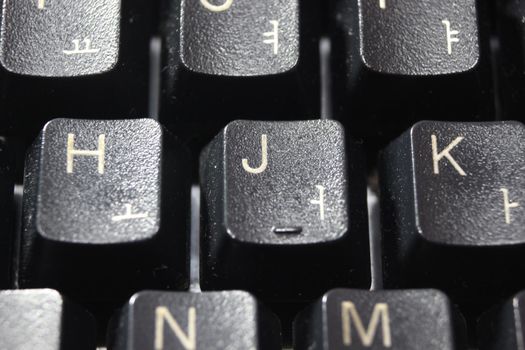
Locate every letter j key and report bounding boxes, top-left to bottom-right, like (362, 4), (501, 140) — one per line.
(200, 120), (371, 301)
(19, 119), (190, 305)
(381, 121), (525, 310)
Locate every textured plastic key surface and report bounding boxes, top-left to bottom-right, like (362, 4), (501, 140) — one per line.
(181, 0), (299, 76)
(294, 289), (466, 350)
(19, 119), (190, 302)
(0, 0), (120, 76)
(161, 0), (320, 151)
(200, 120), (370, 301)
(478, 291), (525, 350)
(0, 289), (96, 350)
(357, 0), (479, 75)
(330, 0), (493, 162)
(108, 290), (281, 350)
(381, 121), (525, 307)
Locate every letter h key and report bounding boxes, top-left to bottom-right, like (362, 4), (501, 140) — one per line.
(19, 119), (190, 304)
(381, 121), (525, 311)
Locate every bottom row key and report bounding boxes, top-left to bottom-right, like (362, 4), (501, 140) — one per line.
(0, 289), (96, 350)
(294, 289), (467, 350)
(109, 291), (282, 350)
(9, 288), (513, 349)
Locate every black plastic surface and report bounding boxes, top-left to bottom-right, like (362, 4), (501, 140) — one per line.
(109, 290), (282, 350)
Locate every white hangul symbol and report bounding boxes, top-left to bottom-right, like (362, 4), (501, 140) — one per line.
(242, 134), (268, 174)
(379, 0), (386, 9)
(112, 204), (149, 222)
(310, 185), (326, 221)
(37, 0), (46, 9)
(200, 0), (233, 12)
(500, 188), (519, 224)
(63, 38), (100, 56)
(263, 20), (280, 55)
(442, 20), (460, 55)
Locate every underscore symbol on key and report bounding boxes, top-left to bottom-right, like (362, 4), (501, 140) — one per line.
(37, 0), (46, 9)
(442, 20), (460, 55)
(200, 0), (233, 12)
(379, 0), (386, 9)
(500, 188), (519, 224)
(242, 134), (268, 174)
(112, 204), (149, 222)
(310, 185), (326, 221)
(63, 38), (100, 56)
(263, 20), (280, 55)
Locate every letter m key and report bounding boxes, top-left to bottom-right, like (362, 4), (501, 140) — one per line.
(341, 301), (392, 347)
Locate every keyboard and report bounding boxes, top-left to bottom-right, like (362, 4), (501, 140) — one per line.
(0, 0), (524, 349)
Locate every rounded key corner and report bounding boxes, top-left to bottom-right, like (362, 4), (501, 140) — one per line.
(220, 290), (258, 303)
(134, 118), (163, 134)
(502, 119), (525, 130)
(322, 288), (354, 301)
(128, 290), (161, 306)
(0, 56), (119, 78)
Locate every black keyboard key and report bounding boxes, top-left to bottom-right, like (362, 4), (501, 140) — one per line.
(160, 0), (320, 146)
(0, 0), (120, 76)
(381, 121), (525, 307)
(1, 0), (155, 161)
(200, 120), (370, 301)
(331, 0), (493, 155)
(478, 291), (525, 350)
(0, 289), (96, 350)
(0, 137), (13, 288)
(19, 119), (190, 302)
(108, 290), (281, 350)
(294, 289), (466, 350)
(495, 0), (525, 121)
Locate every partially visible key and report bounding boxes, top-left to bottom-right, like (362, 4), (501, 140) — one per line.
(0, 289), (96, 350)
(200, 120), (370, 301)
(478, 291), (525, 350)
(108, 290), (282, 350)
(294, 289), (467, 350)
(331, 0), (493, 157)
(0, 0), (154, 167)
(19, 119), (190, 303)
(1, 0), (120, 77)
(160, 0), (321, 149)
(381, 121), (525, 309)
(0, 137), (13, 288)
